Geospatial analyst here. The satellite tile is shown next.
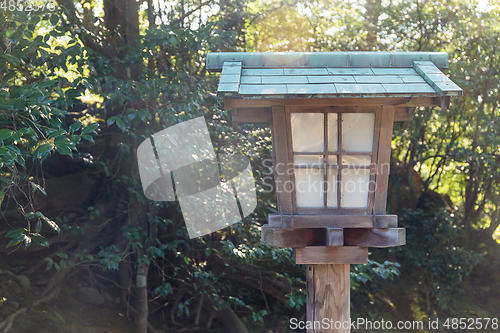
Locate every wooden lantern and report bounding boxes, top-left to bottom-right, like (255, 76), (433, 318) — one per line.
(207, 52), (462, 332)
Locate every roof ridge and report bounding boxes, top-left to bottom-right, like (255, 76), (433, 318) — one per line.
(207, 52), (448, 71)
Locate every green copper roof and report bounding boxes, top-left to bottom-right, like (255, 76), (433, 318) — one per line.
(207, 52), (462, 99)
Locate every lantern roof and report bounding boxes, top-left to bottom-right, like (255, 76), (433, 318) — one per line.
(207, 52), (462, 99)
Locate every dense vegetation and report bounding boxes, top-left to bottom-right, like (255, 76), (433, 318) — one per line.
(1, 0), (500, 332)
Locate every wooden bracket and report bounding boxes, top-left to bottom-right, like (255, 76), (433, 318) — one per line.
(261, 227), (325, 248)
(440, 96), (451, 109)
(224, 97), (232, 111)
(231, 107), (238, 131)
(326, 227), (343, 247)
(344, 228), (406, 248)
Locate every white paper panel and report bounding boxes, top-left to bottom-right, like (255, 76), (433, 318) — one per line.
(342, 113), (375, 152)
(294, 155), (323, 166)
(294, 168), (324, 208)
(342, 155), (372, 166)
(327, 169), (338, 208)
(291, 113), (324, 152)
(327, 155), (338, 165)
(341, 169), (371, 208)
(328, 113), (338, 152)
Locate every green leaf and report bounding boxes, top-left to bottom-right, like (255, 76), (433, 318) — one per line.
(35, 220), (42, 233)
(30, 15), (41, 25)
(42, 216), (60, 234)
(25, 212), (35, 219)
(54, 137), (75, 147)
(37, 79), (58, 89)
(0, 129), (13, 140)
(0, 189), (4, 208)
(48, 129), (65, 139)
(56, 144), (72, 156)
(45, 258), (54, 271)
(0, 147), (10, 156)
(81, 134), (94, 142)
(6, 227), (26, 238)
(50, 15), (59, 26)
(7, 234), (28, 248)
(69, 120), (82, 133)
(115, 118), (126, 131)
(107, 116), (116, 126)
(81, 123), (99, 134)
(34, 143), (53, 158)
(32, 234), (50, 247)
(65, 88), (80, 100)
(69, 134), (81, 143)
(30, 182), (47, 196)
(57, 251), (68, 259)
(2, 71), (16, 82)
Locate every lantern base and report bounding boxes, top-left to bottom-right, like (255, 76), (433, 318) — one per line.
(261, 225), (405, 248)
(268, 214), (397, 229)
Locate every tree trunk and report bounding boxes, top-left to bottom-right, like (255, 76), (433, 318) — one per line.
(363, 0), (382, 50)
(135, 259), (150, 333)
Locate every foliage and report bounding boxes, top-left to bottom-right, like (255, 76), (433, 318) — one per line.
(1, 0), (500, 332)
(0, 10), (98, 249)
(396, 209), (482, 311)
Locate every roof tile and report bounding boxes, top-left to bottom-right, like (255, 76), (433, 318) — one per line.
(262, 76), (308, 84)
(354, 75), (404, 84)
(287, 84), (336, 94)
(284, 68), (329, 75)
(240, 76), (262, 84)
(399, 75), (426, 83)
(307, 76), (356, 83)
(335, 84), (386, 94)
(327, 68), (374, 75)
(382, 83), (435, 93)
(239, 84), (287, 95)
(242, 68), (284, 76)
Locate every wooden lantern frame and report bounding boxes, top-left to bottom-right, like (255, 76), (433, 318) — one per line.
(235, 101), (404, 261)
(272, 105), (389, 216)
(208, 52), (462, 332)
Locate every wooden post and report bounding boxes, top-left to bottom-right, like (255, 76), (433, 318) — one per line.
(307, 264), (350, 333)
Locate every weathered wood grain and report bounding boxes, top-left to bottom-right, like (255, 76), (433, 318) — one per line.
(343, 228), (406, 248)
(294, 246), (368, 264)
(373, 106), (395, 215)
(272, 106), (294, 214)
(267, 214), (397, 229)
(285, 106), (298, 214)
(232, 97), (441, 108)
(306, 264), (350, 333)
(325, 228), (344, 247)
(232, 108), (271, 123)
(261, 227), (325, 247)
(367, 107), (382, 214)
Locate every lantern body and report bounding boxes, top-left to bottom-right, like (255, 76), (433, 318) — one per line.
(290, 110), (375, 210)
(268, 105), (396, 232)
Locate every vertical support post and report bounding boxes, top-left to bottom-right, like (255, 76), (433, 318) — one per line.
(307, 264), (350, 333)
(373, 106), (395, 215)
(272, 106), (294, 215)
